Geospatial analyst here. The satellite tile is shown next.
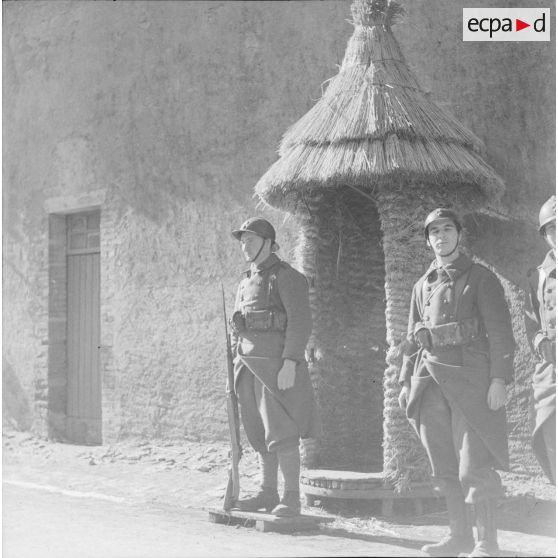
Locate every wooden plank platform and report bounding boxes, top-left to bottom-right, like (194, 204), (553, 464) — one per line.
(300, 469), (440, 516)
(207, 508), (334, 533)
(301, 469), (386, 490)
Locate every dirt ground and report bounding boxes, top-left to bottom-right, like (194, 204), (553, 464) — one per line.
(2, 428), (556, 557)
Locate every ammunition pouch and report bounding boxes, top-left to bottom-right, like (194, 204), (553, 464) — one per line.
(428, 317), (480, 349)
(414, 324), (433, 350)
(231, 308), (287, 333)
(230, 311), (246, 334)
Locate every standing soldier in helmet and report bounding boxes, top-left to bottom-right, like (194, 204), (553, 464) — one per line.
(229, 217), (320, 516)
(398, 208), (515, 558)
(525, 195), (556, 485)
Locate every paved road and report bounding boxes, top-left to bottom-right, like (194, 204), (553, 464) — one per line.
(2, 483), (428, 558)
(3, 433), (555, 557)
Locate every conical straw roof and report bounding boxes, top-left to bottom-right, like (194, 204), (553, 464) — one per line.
(255, 0), (504, 212)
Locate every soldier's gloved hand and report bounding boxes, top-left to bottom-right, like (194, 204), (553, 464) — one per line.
(538, 339), (555, 363)
(487, 378), (506, 411)
(415, 328), (432, 350)
(398, 383), (410, 410)
(277, 359), (297, 390)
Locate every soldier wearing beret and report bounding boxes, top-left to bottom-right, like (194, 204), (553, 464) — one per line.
(525, 195), (556, 485)
(398, 209), (515, 558)
(229, 217), (320, 517)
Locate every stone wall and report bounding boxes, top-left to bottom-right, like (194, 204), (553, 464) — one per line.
(2, 0), (554, 477)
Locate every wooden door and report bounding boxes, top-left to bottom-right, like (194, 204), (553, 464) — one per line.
(66, 212), (101, 444)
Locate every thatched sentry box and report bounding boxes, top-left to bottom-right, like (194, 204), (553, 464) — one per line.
(255, 0), (505, 487)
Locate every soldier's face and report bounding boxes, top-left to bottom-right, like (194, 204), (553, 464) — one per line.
(427, 219), (460, 257)
(544, 222), (556, 251)
(240, 231), (267, 261)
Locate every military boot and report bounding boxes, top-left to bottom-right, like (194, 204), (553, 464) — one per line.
(235, 451), (279, 512)
(272, 445), (301, 517)
(460, 500), (499, 557)
(271, 490), (301, 517)
(422, 483), (474, 557)
(235, 487), (280, 513)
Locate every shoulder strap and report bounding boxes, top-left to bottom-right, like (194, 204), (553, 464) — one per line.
(537, 267), (548, 330)
(415, 276), (425, 317)
(453, 263), (475, 318)
(265, 260), (287, 310)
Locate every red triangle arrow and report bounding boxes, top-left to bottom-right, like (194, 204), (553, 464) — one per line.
(516, 19), (530, 31)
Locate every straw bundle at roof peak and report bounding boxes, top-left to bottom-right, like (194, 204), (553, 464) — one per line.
(350, 0), (404, 29)
(255, 0), (504, 214)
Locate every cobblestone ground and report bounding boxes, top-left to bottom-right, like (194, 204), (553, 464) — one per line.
(3, 429), (556, 557)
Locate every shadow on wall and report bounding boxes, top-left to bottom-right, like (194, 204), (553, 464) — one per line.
(464, 211), (545, 477)
(2, 356), (32, 430)
(464, 212), (547, 286)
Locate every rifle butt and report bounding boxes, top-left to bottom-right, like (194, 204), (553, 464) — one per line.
(223, 471), (236, 511)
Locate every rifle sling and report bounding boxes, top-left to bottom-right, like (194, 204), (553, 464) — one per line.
(238, 355), (297, 426)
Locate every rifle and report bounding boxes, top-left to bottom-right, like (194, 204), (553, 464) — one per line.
(221, 284), (242, 511)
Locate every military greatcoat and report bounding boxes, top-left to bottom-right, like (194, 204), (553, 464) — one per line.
(400, 253), (516, 503)
(525, 250), (556, 484)
(231, 253), (320, 454)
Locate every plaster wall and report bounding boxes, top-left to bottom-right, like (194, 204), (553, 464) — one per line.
(394, 0), (555, 218)
(2, 0), (554, 475)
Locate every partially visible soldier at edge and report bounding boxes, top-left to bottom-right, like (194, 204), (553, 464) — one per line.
(398, 209), (516, 558)
(229, 217), (320, 517)
(525, 195), (556, 486)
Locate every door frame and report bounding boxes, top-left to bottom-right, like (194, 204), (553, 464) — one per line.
(47, 205), (103, 444)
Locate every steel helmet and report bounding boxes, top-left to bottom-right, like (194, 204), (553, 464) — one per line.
(424, 208), (462, 239)
(539, 195), (556, 234)
(231, 217), (279, 249)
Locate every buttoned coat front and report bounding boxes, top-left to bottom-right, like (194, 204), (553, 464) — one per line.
(401, 253), (516, 474)
(231, 253), (321, 452)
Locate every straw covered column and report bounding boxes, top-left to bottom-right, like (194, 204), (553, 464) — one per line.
(376, 185), (493, 489)
(294, 189), (386, 470)
(255, 0), (504, 481)
(376, 190), (434, 488)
